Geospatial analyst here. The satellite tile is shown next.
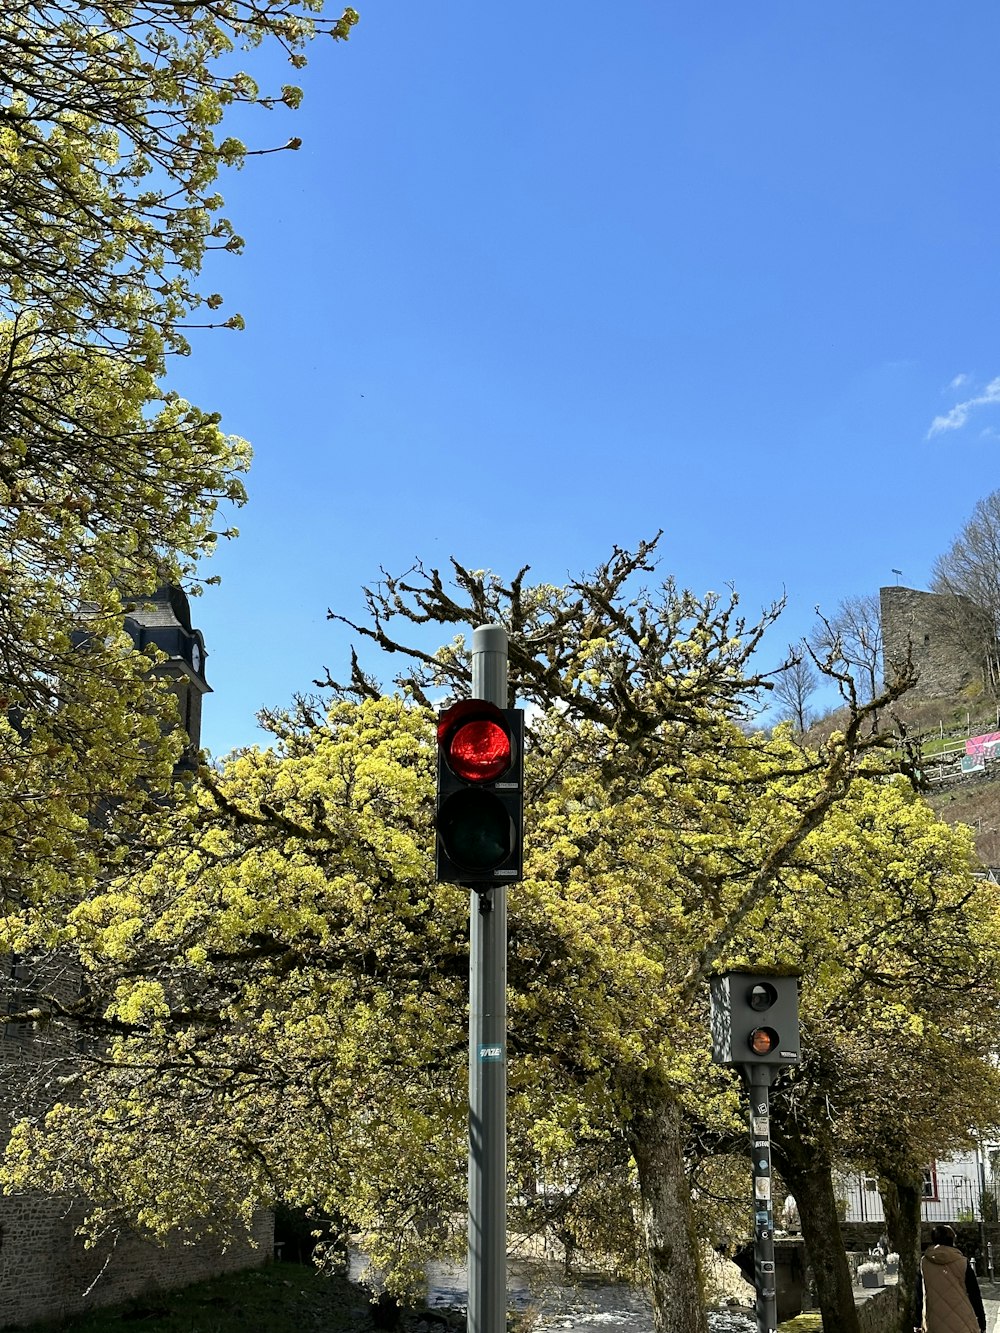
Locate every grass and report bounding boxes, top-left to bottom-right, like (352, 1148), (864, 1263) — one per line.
(16, 1262), (376, 1333)
(917, 735), (968, 758)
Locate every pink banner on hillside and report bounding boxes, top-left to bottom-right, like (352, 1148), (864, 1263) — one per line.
(966, 731), (1000, 758)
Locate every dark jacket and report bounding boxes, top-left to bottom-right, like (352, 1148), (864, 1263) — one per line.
(915, 1244), (986, 1333)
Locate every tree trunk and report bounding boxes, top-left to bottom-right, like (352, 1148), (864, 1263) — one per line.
(880, 1173), (922, 1333)
(772, 1138), (861, 1333)
(625, 1080), (708, 1333)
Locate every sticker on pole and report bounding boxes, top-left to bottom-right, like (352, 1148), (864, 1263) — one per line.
(478, 1044), (504, 1063)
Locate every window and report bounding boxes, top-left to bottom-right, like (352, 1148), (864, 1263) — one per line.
(3, 954), (38, 1042)
(922, 1164), (939, 1201)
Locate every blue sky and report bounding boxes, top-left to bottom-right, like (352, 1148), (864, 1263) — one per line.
(171, 3), (1000, 756)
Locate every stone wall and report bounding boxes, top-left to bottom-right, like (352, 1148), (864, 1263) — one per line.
(2, 952), (273, 1329)
(857, 1285), (898, 1333)
(0, 1195), (272, 1329)
(842, 1220), (989, 1261)
(879, 585), (986, 699)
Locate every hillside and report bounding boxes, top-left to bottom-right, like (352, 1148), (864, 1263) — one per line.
(928, 778), (1000, 866)
(893, 690), (1000, 864)
(803, 687), (1000, 866)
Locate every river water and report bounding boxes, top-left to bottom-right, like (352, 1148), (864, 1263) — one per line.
(416, 1258), (755, 1333)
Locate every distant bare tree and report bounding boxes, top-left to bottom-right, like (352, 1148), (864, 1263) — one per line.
(810, 593), (883, 704)
(772, 646), (818, 732)
(930, 489), (1000, 698)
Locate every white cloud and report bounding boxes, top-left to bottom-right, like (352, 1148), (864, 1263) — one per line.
(949, 372), (971, 390)
(928, 376), (1000, 438)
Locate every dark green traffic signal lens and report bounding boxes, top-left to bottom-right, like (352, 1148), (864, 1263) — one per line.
(438, 788), (513, 871)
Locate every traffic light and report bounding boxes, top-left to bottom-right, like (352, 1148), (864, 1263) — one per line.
(436, 699), (524, 888)
(709, 971), (800, 1067)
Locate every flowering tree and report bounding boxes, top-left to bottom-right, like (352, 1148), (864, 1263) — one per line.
(6, 541), (956, 1333)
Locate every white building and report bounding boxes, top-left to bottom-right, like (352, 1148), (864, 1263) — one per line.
(839, 1151), (987, 1225)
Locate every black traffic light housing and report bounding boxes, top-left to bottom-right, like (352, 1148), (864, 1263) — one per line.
(709, 971), (800, 1067)
(436, 700), (523, 889)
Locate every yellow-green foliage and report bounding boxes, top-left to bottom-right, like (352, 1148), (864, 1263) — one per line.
(10, 679), (994, 1288)
(7, 551), (1000, 1313)
(0, 1), (358, 361)
(0, 323), (250, 944)
(0, 0), (359, 942)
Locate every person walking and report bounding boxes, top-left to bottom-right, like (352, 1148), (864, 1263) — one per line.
(914, 1224), (987, 1333)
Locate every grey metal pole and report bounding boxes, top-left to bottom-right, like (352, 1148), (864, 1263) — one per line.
(744, 1065), (778, 1333)
(468, 625), (508, 1333)
(977, 1141), (988, 1272)
(472, 626), (508, 713)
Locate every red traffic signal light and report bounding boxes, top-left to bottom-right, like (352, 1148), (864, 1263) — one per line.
(443, 714), (511, 782)
(436, 701), (523, 887)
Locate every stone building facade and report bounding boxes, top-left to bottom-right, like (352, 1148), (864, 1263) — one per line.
(879, 585), (988, 700)
(1, 589), (272, 1330)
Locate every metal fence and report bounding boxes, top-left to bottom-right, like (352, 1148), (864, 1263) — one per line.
(841, 1173), (978, 1224)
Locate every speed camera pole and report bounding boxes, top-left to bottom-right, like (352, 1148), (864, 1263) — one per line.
(709, 972), (800, 1333)
(746, 1065), (778, 1333)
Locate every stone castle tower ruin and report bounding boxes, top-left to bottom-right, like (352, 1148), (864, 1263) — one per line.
(879, 585), (991, 700)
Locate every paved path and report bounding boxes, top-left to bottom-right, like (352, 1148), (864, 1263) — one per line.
(976, 1281), (1000, 1332)
(849, 1281), (1000, 1331)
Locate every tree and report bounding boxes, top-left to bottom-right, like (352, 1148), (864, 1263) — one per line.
(771, 645), (818, 732)
(0, 337), (249, 937)
(0, 1), (359, 932)
(810, 592), (883, 705)
(754, 781), (1000, 1333)
(33, 747), (989, 1333)
(930, 489), (1000, 698)
(0, 0), (359, 364)
(3, 542), (926, 1333)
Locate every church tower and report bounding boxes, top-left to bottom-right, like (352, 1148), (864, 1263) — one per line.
(122, 584), (211, 767)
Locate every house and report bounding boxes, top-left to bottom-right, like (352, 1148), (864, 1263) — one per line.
(839, 1150), (988, 1226)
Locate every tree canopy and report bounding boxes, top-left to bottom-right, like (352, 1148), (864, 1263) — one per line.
(930, 488), (1000, 698)
(2, 0), (358, 362)
(0, 0), (358, 938)
(10, 543), (989, 1333)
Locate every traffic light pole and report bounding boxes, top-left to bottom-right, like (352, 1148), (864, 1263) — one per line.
(468, 625), (508, 1333)
(742, 1064), (778, 1333)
